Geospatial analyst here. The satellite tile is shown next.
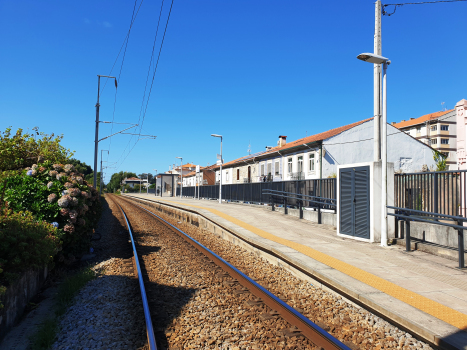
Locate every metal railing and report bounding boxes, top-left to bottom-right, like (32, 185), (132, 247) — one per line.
(177, 178), (336, 205)
(395, 169), (467, 217)
(263, 189), (336, 224)
(387, 206), (466, 268)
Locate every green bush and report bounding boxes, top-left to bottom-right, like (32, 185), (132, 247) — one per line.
(1, 161), (102, 260)
(0, 127), (73, 172)
(0, 207), (61, 285)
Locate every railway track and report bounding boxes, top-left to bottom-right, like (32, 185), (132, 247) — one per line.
(108, 194), (352, 350)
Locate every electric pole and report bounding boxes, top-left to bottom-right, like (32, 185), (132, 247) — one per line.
(374, 0), (382, 161)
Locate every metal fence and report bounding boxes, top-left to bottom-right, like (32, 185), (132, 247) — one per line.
(177, 178), (336, 207)
(395, 169), (467, 217)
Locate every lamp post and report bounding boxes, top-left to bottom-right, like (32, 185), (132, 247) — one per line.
(357, 52), (391, 247)
(94, 75), (117, 190)
(211, 134), (223, 204)
(152, 169), (157, 195)
(176, 157), (182, 198)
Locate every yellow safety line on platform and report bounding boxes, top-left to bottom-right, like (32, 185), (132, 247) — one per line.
(138, 196), (467, 329)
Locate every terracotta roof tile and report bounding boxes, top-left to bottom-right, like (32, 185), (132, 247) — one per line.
(218, 117), (372, 169)
(393, 109), (454, 129)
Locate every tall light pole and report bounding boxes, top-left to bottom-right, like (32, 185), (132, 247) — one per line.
(211, 134), (223, 204)
(176, 157), (182, 198)
(94, 75), (117, 190)
(99, 150), (109, 195)
(152, 169), (157, 195)
(357, 52), (391, 247)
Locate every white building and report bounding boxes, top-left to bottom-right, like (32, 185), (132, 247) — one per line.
(392, 109), (457, 169)
(215, 117), (436, 182)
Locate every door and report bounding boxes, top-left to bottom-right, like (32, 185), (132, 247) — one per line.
(339, 166), (370, 239)
(248, 166), (251, 183)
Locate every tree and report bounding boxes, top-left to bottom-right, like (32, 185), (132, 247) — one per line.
(68, 158), (92, 177)
(433, 150), (447, 171)
(0, 127), (73, 172)
(107, 171), (137, 193)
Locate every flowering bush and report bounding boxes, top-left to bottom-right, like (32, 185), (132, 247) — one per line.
(1, 160), (102, 258)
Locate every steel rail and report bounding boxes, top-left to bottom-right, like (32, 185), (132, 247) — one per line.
(113, 199), (158, 350)
(122, 197), (350, 350)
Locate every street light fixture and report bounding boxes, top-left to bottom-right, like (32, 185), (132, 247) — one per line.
(211, 134), (223, 204)
(176, 157), (182, 198)
(357, 52), (391, 247)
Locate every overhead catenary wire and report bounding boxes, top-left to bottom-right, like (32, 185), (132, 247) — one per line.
(100, 0), (144, 95)
(106, 0), (140, 173)
(114, 0), (168, 172)
(116, 0), (175, 172)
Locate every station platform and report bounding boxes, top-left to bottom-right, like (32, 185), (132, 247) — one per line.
(123, 193), (467, 349)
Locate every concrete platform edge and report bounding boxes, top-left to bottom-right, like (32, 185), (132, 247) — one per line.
(123, 194), (466, 350)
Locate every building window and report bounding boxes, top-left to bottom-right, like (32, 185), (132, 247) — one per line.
(441, 139), (449, 144)
(298, 156), (303, 173)
(309, 153), (315, 171)
(431, 138), (437, 145)
(416, 126), (421, 132)
(287, 158), (292, 173)
(237, 169), (240, 180)
(431, 125), (437, 131)
(261, 164), (265, 176)
(226, 171), (229, 181)
(275, 161), (280, 175)
(441, 125), (449, 131)
(267, 163), (272, 176)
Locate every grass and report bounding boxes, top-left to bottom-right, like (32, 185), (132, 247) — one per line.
(29, 267), (96, 350)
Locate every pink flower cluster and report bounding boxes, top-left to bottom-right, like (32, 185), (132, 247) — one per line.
(47, 193), (57, 203)
(64, 224), (75, 233)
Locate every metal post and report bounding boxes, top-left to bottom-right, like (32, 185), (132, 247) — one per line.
(272, 194), (275, 211)
(458, 220), (465, 268)
(299, 198), (303, 219)
(93, 76), (101, 190)
(374, 0), (382, 161)
(318, 203), (322, 224)
(284, 197), (287, 215)
(219, 138), (223, 204)
(405, 218), (411, 252)
(434, 173), (439, 215)
(381, 61), (388, 247)
(93, 75), (116, 190)
(99, 150), (108, 195)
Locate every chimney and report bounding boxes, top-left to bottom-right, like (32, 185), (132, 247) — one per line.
(401, 120), (406, 122)
(391, 122), (396, 125)
(278, 135), (287, 147)
(410, 118), (415, 120)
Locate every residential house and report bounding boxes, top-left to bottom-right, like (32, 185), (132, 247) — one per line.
(122, 177), (148, 188)
(392, 109), (457, 169)
(213, 117), (436, 183)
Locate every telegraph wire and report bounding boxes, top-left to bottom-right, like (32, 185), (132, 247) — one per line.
(383, 0), (466, 16)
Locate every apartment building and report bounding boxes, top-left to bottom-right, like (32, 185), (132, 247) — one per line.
(392, 109), (457, 169)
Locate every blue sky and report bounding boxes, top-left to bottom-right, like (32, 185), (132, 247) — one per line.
(1, 0), (465, 182)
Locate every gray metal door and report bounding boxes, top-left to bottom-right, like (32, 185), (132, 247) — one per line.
(339, 166), (370, 239)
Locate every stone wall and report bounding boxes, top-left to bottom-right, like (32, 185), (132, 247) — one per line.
(0, 266), (48, 340)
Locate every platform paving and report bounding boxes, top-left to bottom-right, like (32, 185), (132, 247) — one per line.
(125, 193), (467, 349)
